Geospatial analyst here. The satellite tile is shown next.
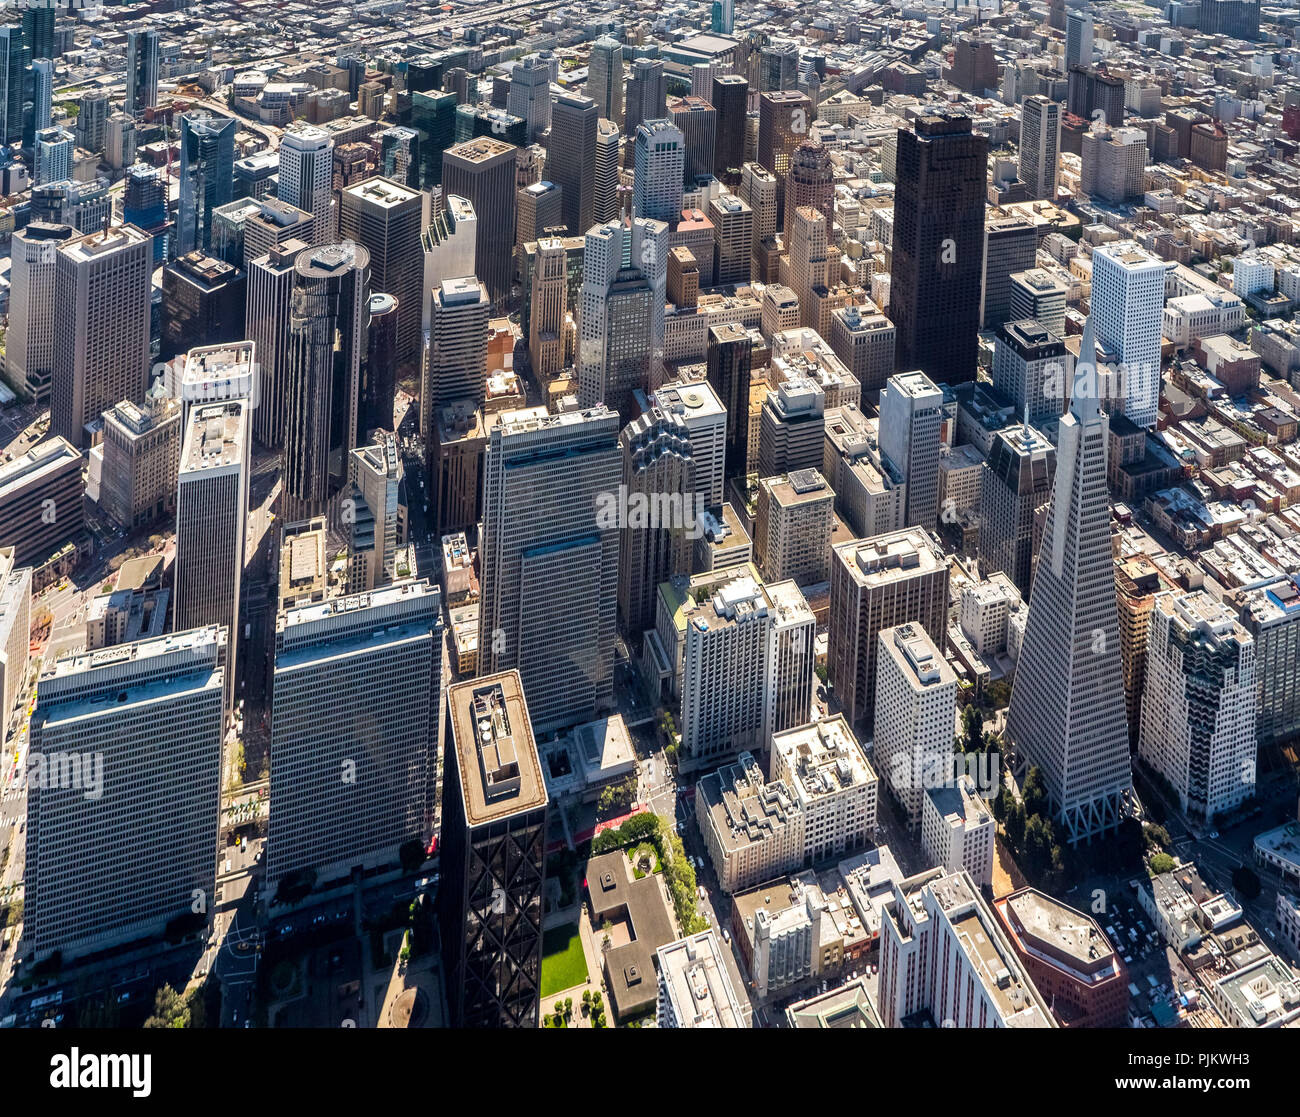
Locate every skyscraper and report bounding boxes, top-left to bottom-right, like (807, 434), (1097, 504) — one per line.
(993, 320), (1068, 430)
(21, 5), (53, 65)
(0, 24), (28, 146)
(982, 214), (1037, 331)
(669, 96), (717, 185)
(338, 176), (426, 361)
(174, 399), (250, 707)
(1019, 95), (1061, 201)
(507, 53), (553, 144)
(422, 193), (477, 332)
(278, 125), (336, 244)
(1090, 240), (1165, 429)
(549, 93), (598, 238)
(633, 119), (685, 223)
(478, 407), (620, 733)
(440, 672), (548, 1028)
(1005, 317), (1133, 843)
(1065, 10), (1094, 71)
(979, 423), (1056, 593)
(588, 36), (624, 125)
(423, 275), (489, 452)
(625, 58), (667, 137)
(246, 239), (308, 448)
(51, 224), (153, 449)
(409, 89), (458, 189)
(757, 90), (811, 227)
(593, 118), (622, 223)
(26, 627), (225, 961)
(30, 56), (53, 136)
(177, 112), (237, 256)
(712, 75), (749, 179)
(124, 28), (160, 119)
(6, 221), (72, 403)
(706, 322), (752, 479)
(878, 370), (943, 531)
(784, 141), (834, 244)
(269, 581), (443, 894)
(710, 193), (754, 287)
(74, 90), (109, 154)
(889, 115), (987, 385)
(528, 237), (568, 379)
(441, 137), (518, 308)
(31, 126), (70, 187)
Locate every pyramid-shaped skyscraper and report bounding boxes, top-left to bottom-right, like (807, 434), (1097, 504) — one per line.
(1005, 314), (1133, 842)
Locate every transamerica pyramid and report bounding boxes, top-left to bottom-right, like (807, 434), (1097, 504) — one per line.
(1005, 314), (1133, 843)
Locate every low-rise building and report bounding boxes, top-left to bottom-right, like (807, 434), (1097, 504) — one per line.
(656, 930), (745, 1028)
(1208, 956), (1300, 1028)
(696, 751), (803, 894)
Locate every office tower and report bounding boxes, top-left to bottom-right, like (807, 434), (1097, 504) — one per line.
(577, 220), (653, 421)
(374, 126), (415, 189)
(739, 161), (777, 256)
(98, 395), (181, 531)
(282, 242), (371, 521)
(0, 435), (83, 566)
(878, 371), (943, 531)
(548, 93), (598, 238)
(74, 89), (108, 153)
(654, 378), (726, 510)
(338, 176), (425, 361)
(633, 119), (685, 223)
(423, 276), (490, 452)
(705, 322), (752, 479)
(1091, 241), (1164, 429)
(1009, 270), (1068, 339)
(1235, 578), (1300, 745)
(516, 180), (563, 249)
(442, 137), (517, 308)
(1067, 66), (1125, 129)
(711, 0), (736, 32)
(784, 141), (834, 244)
(1065, 10), (1094, 70)
(507, 53), (553, 144)
(759, 378), (826, 478)
(993, 321), (1068, 430)
(618, 409), (697, 638)
(21, 5), (53, 64)
(0, 549), (30, 736)
(26, 627), (225, 961)
(1019, 95), (1061, 201)
(121, 164), (166, 262)
(1006, 318), (1132, 843)
(278, 125), (335, 244)
(346, 430), (405, 585)
(234, 150), (278, 200)
(454, 103), (527, 149)
(759, 40), (800, 92)
(210, 198), (261, 267)
(1080, 126), (1147, 203)
(174, 399), (249, 707)
(269, 581), (443, 892)
(657, 931), (744, 1028)
(528, 237), (568, 379)
(874, 623), (958, 829)
(1139, 592), (1256, 823)
(670, 96), (717, 185)
(879, 868), (1054, 1028)
(410, 89), (458, 189)
(440, 672), (548, 1028)
(890, 116), (987, 385)
(30, 56), (53, 135)
(982, 214), (1036, 331)
(422, 193), (477, 332)
(6, 221), (71, 402)
(124, 28), (159, 118)
(788, 205), (830, 333)
(1199, 0), (1261, 39)
(0, 24), (26, 145)
(362, 292), (399, 435)
(593, 118), (622, 223)
(979, 424), (1056, 593)
(160, 253), (246, 360)
(761, 286), (800, 345)
(711, 75), (749, 179)
(478, 407), (620, 732)
(31, 125), (69, 186)
(710, 193), (753, 287)
(828, 527), (950, 728)
(757, 91), (811, 227)
(358, 79), (387, 121)
(625, 57), (667, 137)
(668, 245), (699, 307)
(755, 469), (834, 584)
(829, 306), (895, 394)
(588, 36), (624, 126)
(51, 224), (152, 449)
(106, 110), (137, 169)
(246, 239), (308, 448)
(242, 197), (315, 266)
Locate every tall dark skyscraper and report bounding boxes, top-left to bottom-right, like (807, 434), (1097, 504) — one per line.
(889, 115), (987, 385)
(177, 112), (236, 256)
(442, 136), (518, 308)
(669, 95), (717, 185)
(549, 92), (598, 238)
(410, 89), (458, 189)
(757, 90), (811, 228)
(0, 24), (29, 146)
(711, 74), (749, 179)
(124, 28), (159, 119)
(21, 6), (53, 64)
(625, 57), (666, 137)
(706, 322), (753, 479)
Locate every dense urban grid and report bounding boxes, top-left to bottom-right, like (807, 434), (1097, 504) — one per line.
(0, 0), (1299, 1039)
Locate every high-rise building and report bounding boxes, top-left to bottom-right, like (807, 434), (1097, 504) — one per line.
(1080, 126), (1147, 203)
(670, 96), (717, 185)
(890, 116), (988, 384)
(979, 424), (1056, 594)
(0, 24), (27, 146)
(160, 252), (246, 361)
(516, 180), (563, 249)
(21, 6), (53, 65)
(712, 75), (749, 179)
(1009, 269), (1068, 338)
(588, 36), (624, 125)
(30, 57), (53, 137)
(874, 623), (958, 829)
(0, 436), (84, 567)
(757, 90), (811, 227)
(440, 671), (548, 1028)
(1091, 240), (1165, 429)
(633, 119), (685, 223)
(654, 377), (727, 510)
(1005, 318), (1133, 843)
(5, 221), (72, 403)
(1067, 66), (1125, 129)
(478, 407), (620, 732)
(507, 53), (553, 144)
(784, 141), (834, 244)
(828, 305), (895, 394)
(625, 58), (667, 137)
(105, 112), (137, 171)
(338, 176), (426, 361)
(657, 930), (745, 1028)
(1065, 10), (1094, 71)
(441, 137), (518, 307)
(268, 580), (442, 893)
(278, 125), (336, 244)
(1140, 591), (1256, 823)
(26, 627), (226, 961)
(1019, 95), (1061, 201)
(124, 28), (160, 118)
(177, 112), (236, 255)
(51, 224), (153, 449)
(174, 399), (250, 707)
(739, 160), (777, 263)
(421, 193), (477, 333)
(593, 118), (622, 224)
(362, 292), (399, 436)
(1235, 577), (1300, 747)
(710, 193), (754, 287)
(527, 237), (568, 379)
(346, 430), (406, 586)
(409, 89), (458, 189)
(1198, 0), (1260, 39)
(281, 242), (371, 521)
(241, 197), (315, 267)
(755, 469), (834, 585)
(98, 396), (182, 532)
(423, 276), (489, 456)
(993, 321), (1068, 431)
(0, 549), (31, 738)
(549, 92), (598, 238)
(31, 125), (69, 186)
(706, 322), (753, 479)
(982, 214), (1037, 331)
(74, 90), (110, 155)
(828, 527), (950, 728)
(246, 239), (309, 448)
(618, 409), (697, 639)
(712, 0), (735, 33)
(878, 370), (943, 531)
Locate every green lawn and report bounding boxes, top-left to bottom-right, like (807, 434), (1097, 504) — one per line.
(540, 923), (588, 998)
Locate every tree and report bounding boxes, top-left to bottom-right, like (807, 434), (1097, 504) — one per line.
(597, 774), (637, 817)
(1149, 852), (1176, 875)
(143, 983), (205, 1029)
(1143, 823), (1172, 851)
(961, 707), (982, 755)
(1004, 800), (1026, 849)
(398, 839), (426, 873)
(992, 785), (1007, 823)
(1021, 766), (1048, 821)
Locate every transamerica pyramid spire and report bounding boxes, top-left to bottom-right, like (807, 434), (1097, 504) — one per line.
(1005, 312), (1133, 843)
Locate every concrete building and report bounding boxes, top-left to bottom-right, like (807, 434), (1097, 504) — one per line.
(98, 396), (182, 531)
(759, 377), (826, 479)
(982, 214), (1037, 331)
(0, 550), (31, 737)
(696, 750), (803, 893)
(1091, 241), (1165, 430)
(441, 137), (517, 307)
(5, 222), (73, 402)
(0, 436), (85, 569)
(979, 424), (1056, 594)
(1019, 96), (1061, 201)
(1236, 577), (1300, 746)
(653, 377), (727, 512)
(878, 370), (943, 531)
(1081, 127), (1147, 204)
(1009, 270), (1068, 339)
(754, 469), (834, 586)
(657, 930), (745, 1027)
(828, 306), (895, 395)
(278, 124), (335, 244)
(921, 776), (995, 890)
